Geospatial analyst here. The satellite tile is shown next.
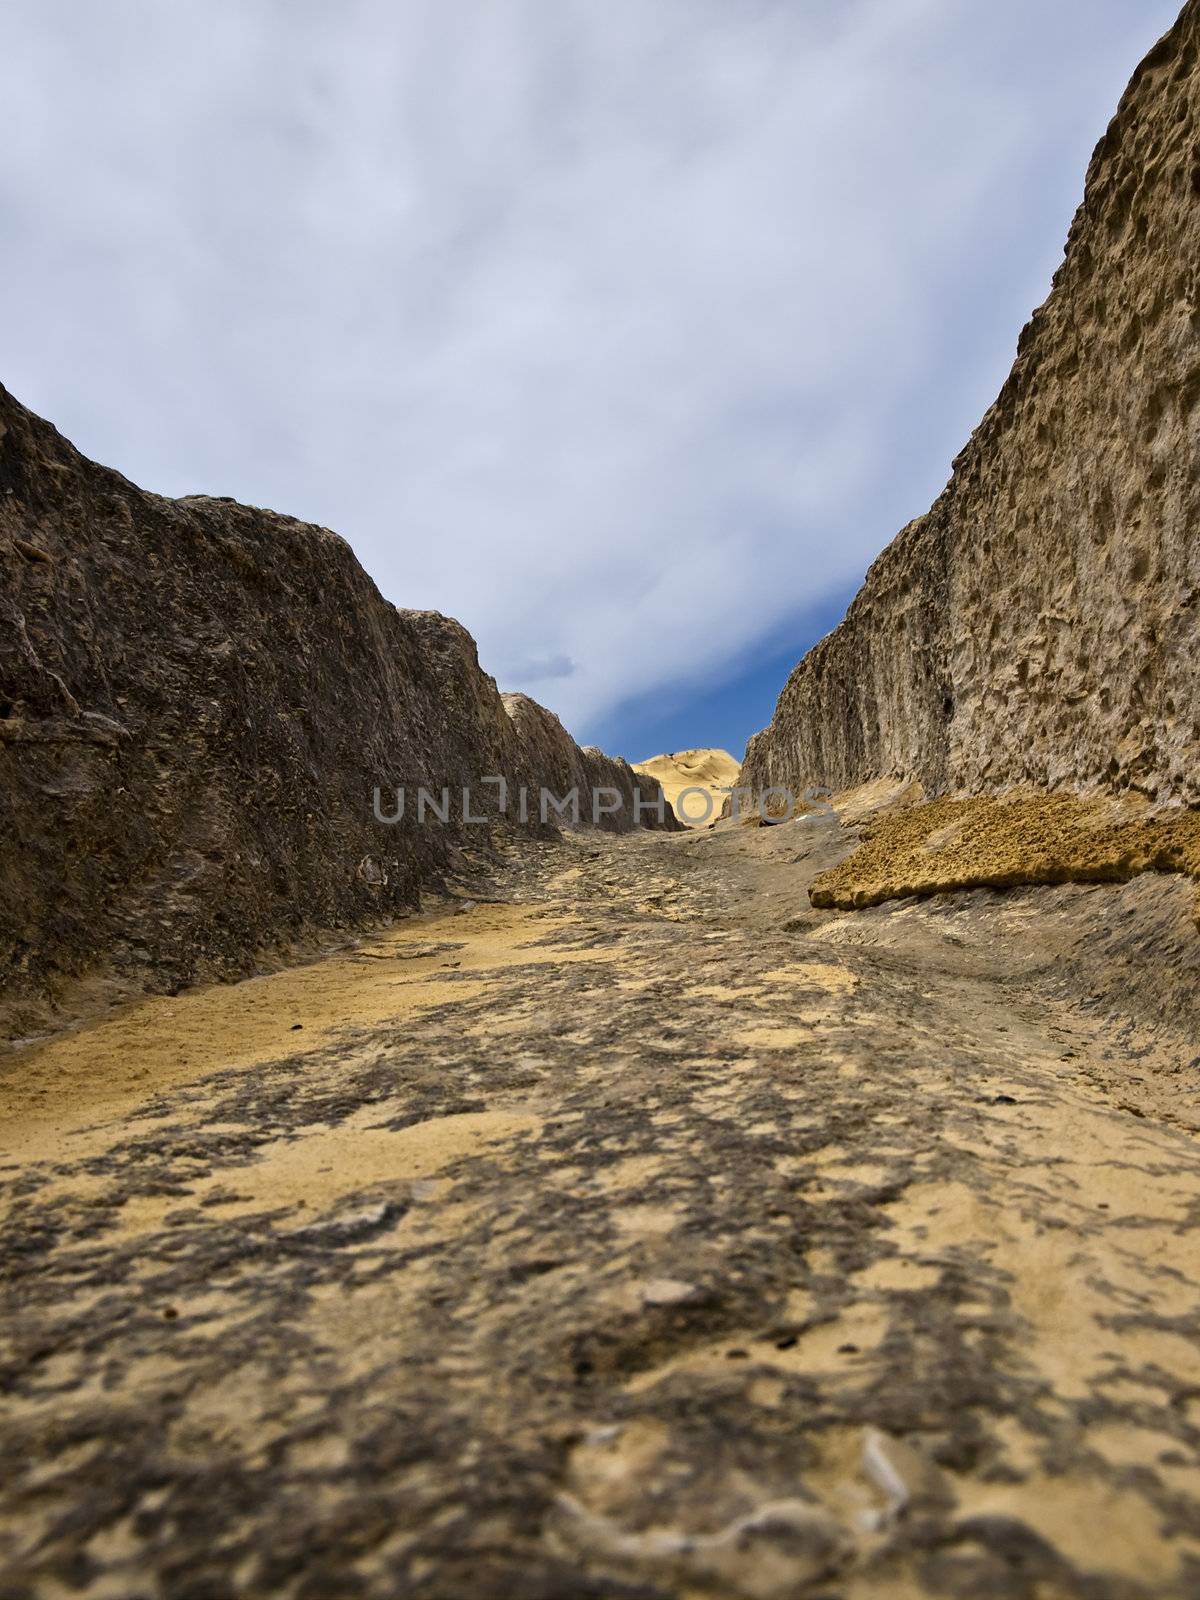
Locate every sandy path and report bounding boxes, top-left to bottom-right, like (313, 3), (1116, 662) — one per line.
(0, 902), (595, 1172)
(3, 821), (1200, 1598)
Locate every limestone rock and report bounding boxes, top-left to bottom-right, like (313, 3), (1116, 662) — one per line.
(0, 384), (675, 1028)
(6, 818), (1200, 1595)
(742, 4), (1200, 809)
(502, 693), (681, 833)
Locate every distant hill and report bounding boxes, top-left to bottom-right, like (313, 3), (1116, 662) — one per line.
(636, 748), (741, 826)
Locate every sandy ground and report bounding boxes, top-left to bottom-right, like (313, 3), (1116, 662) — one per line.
(637, 748), (741, 827)
(3, 807), (1200, 1598)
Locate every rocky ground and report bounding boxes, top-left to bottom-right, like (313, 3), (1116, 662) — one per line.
(4, 808), (1200, 1599)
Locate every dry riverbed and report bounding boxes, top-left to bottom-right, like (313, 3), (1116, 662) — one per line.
(3, 806), (1200, 1598)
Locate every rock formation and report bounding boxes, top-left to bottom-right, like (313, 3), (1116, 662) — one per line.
(0, 383), (675, 1030)
(7, 13), (1200, 1594)
(636, 748), (742, 827)
(808, 790), (1200, 917)
(502, 693), (675, 831)
(741, 2), (1200, 809)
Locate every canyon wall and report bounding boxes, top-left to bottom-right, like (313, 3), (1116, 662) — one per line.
(0, 384), (674, 1026)
(742, 3), (1200, 809)
(501, 694), (676, 831)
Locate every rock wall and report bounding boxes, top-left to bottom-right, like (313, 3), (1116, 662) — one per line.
(501, 694), (678, 831)
(742, 2), (1200, 809)
(0, 383), (674, 1026)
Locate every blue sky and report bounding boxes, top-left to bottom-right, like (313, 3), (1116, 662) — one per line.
(1, 1), (1183, 762)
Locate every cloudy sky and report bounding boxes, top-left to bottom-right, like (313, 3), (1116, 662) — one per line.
(2, 0), (1182, 759)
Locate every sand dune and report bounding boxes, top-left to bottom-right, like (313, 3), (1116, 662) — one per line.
(636, 747), (741, 827)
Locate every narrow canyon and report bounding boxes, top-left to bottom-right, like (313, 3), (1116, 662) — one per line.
(5, 2), (1200, 1597)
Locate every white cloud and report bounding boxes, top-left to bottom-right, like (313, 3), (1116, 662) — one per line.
(0, 0), (1183, 738)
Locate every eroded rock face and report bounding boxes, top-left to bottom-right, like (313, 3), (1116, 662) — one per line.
(742, 3), (1200, 808)
(0, 384), (673, 1028)
(502, 693), (681, 834)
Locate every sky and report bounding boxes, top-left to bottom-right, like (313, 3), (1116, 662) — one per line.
(1, 1), (1183, 762)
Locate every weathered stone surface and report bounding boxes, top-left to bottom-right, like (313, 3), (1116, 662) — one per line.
(502, 693), (681, 833)
(742, 3), (1200, 808)
(0, 383), (674, 1032)
(7, 10), (1200, 1592)
(809, 791), (1200, 918)
(4, 817), (1200, 1597)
